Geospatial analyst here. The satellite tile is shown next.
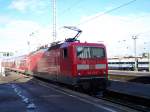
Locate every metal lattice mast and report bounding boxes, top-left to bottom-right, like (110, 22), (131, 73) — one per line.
(52, 0), (56, 42)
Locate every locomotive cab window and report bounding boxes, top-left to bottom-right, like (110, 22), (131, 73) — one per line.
(76, 46), (105, 59)
(63, 48), (68, 58)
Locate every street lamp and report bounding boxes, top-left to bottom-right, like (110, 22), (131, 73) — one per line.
(29, 31), (41, 49)
(132, 36), (138, 71)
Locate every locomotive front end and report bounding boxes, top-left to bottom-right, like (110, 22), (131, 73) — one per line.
(73, 43), (108, 91)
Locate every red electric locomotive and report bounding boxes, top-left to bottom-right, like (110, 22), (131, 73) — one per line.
(2, 26), (108, 91)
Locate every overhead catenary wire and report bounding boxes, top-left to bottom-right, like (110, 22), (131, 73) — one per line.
(136, 30), (150, 36)
(52, 0), (84, 41)
(59, 0), (84, 16)
(76, 0), (137, 26)
(58, 0), (138, 40)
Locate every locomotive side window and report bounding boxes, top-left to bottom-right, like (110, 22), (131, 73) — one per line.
(63, 48), (68, 58)
(76, 46), (105, 59)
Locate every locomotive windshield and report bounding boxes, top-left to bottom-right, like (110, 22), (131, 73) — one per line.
(76, 46), (105, 59)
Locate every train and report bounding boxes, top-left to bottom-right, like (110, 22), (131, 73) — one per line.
(1, 26), (108, 91)
(108, 57), (150, 71)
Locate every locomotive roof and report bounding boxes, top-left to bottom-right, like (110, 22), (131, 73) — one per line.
(28, 41), (105, 55)
(60, 41), (105, 48)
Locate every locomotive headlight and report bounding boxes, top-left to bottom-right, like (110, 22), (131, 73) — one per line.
(103, 71), (106, 74)
(78, 73), (81, 76)
(103, 71), (106, 77)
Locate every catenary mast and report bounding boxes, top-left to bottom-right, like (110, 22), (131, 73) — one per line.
(52, 0), (57, 42)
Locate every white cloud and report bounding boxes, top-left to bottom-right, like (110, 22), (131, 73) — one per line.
(9, 0), (28, 12)
(78, 13), (150, 57)
(0, 20), (52, 55)
(9, 0), (48, 13)
(0, 16), (11, 25)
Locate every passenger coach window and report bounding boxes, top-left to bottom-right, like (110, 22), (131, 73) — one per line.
(63, 48), (68, 58)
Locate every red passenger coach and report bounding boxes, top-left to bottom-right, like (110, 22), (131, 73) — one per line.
(2, 55), (28, 73)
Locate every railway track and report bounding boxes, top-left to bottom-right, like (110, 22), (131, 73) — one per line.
(96, 91), (150, 112)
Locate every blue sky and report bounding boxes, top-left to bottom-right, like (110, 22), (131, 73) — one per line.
(0, 0), (150, 57)
(1, 0), (150, 26)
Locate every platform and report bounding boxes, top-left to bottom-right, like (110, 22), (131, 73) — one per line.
(109, 70), (150, 83)
(109, 70), (150, 76)
(108, 81), (150, 100)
